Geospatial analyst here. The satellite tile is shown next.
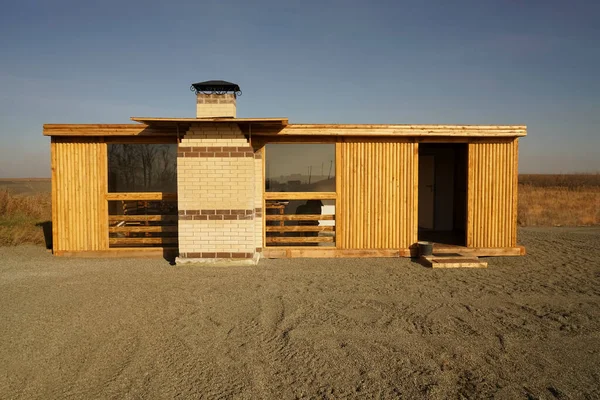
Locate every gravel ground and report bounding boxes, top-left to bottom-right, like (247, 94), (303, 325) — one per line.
(1, 227), (599, 399)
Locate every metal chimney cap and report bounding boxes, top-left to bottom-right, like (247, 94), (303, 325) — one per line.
(190, 80), (241, 96)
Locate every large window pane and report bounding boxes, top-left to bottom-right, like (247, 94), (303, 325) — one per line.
(108, 144), (177, 192)
(265, 144), (335, 192)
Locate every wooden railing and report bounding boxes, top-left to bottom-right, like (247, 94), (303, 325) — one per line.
(107, 194), (178, 248)
(265, 200), (335, 246)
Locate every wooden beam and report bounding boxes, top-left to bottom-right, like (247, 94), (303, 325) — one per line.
(266, 236), (334, 244)
(44, 123), (527, 138)
(265, 214), (335, 221)
(43, 124), (177, 137)
(256, 125), (527, 137)
(264, 192), (336, 200)
(431, 245), (525, 257)
(108, 215), (178, 222)
(266, 226), (334, 232)
(109, 237), (178, 245)
(419, 255), (488, 268)
(109, 226), (178, 233)
(54, 247), (178, 258)
(262, 248), (411, 258)
(106, 192), (177, 201)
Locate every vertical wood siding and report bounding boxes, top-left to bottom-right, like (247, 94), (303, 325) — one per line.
(51, 138), (108, 252)
(467, 139), (518, 248)
(338, 140), (418, 249)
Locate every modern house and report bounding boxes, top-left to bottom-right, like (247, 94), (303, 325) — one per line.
(43, 81), (526, 262)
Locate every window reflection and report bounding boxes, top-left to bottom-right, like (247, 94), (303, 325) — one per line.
(265, 144), (335, 192)
(108, 144), (177, 192)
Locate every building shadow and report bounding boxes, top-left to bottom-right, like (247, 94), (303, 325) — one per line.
(163, 248), (178, 265)
(36, 221), (53, 250)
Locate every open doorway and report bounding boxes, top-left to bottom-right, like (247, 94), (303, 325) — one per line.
(418, 143), (467, 246)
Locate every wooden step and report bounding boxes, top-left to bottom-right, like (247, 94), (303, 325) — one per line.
(419, 254), (487, 268)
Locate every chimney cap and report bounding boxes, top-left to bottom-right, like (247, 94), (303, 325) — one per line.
(190, 80), (241, 96)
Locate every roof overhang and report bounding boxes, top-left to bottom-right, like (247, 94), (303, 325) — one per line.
(43, 119), (525, 138)
(43, 117), (289, 137)
(264, 124), (527, 137)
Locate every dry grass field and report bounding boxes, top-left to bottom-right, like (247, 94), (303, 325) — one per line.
(0, 186), (51, 246)
(518, 174), (600, 227)
(0, 175), (598, 246)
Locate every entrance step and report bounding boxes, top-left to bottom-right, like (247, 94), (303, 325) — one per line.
(419, 253), (487, 268)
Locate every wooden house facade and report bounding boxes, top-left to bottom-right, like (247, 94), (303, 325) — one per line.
(43, 81), (526, 262)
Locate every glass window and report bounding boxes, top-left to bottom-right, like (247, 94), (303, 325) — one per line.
(108, 144), (177, 192)
(265, 144), (335, 192)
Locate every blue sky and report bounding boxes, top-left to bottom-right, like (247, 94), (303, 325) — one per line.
(0, 0), (598, 177)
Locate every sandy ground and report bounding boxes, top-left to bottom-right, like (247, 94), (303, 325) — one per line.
(0, 227), (599, 399)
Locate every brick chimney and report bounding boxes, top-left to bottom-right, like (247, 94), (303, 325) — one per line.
(191, 80), (240, 118)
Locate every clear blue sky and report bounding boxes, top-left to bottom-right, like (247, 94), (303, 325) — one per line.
(1, 0), (598, 177)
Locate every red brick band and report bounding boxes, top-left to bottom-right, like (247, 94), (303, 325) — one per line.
(178, 146), (255, 158)
(179, 209), (254, 220)
(180, 252), (254, 259)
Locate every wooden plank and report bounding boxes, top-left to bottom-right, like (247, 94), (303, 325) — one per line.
(259, 125), (527, 137)
(266, 236), (334, 244)
(419, 255), (488, 268)
(106, 192), (177, 201)
(264, 192), (337, 200)
(265, 214), (335, 221)
(109, 237), (178, 245)
(262, 248), (411, 258)
(432, 246), (524, 257)
(266, 226), (334, 232)
(54, 248), (178, 258)
(109, 215), (178, 222)
(281, 124), (527, 130)
(43, 124), (177, 137)
(109, 226), (178, 233)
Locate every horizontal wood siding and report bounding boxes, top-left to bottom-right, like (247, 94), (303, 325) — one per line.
(338, 140), (418, 249)
(52, 138), (108, 252)
(467, 139), (518, 248)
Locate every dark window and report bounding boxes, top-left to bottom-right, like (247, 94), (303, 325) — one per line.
(108, 144), (177, 192)
(265, 144), (335, 192)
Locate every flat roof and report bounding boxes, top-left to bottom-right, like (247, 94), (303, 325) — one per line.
(130, 117), (288, 126)
(43, 118), (526, 137)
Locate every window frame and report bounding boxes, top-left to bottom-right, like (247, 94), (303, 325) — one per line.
(105, 137), (179, 249)
(262, 140), (340, 249)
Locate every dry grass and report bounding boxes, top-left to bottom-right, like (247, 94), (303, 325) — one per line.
(0, 190), (52, 246)
(518, 174), (600, 227)
(518, 185), (599, 226)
